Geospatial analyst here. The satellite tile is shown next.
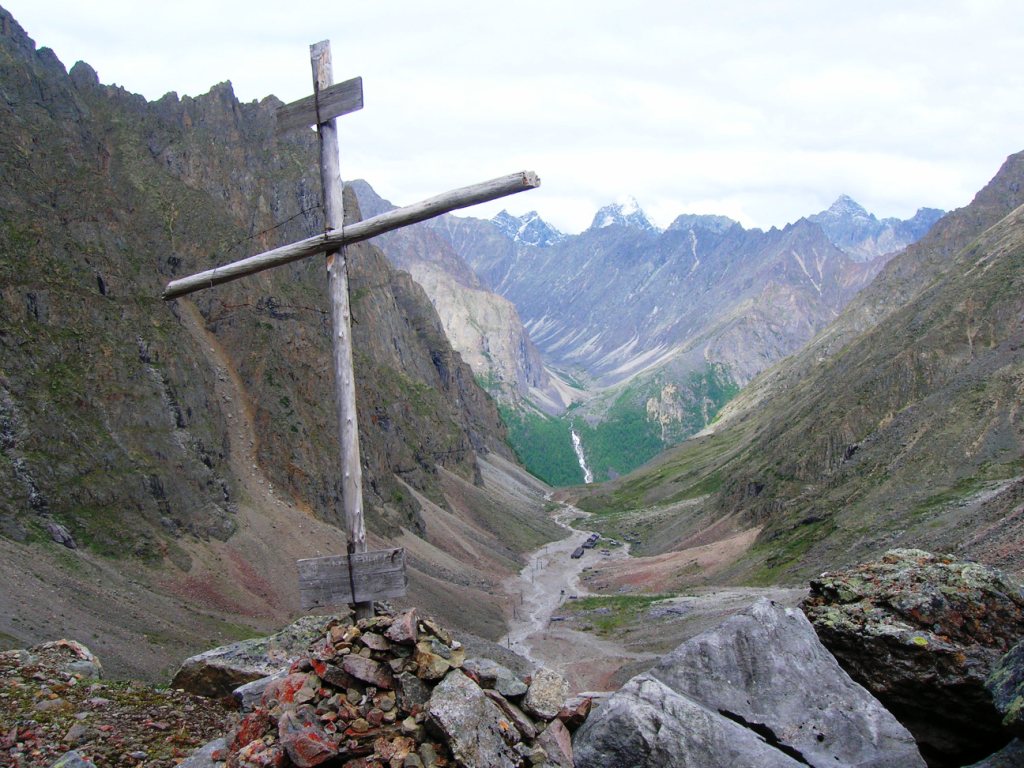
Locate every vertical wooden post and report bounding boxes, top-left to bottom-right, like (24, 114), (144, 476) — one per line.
(310, 40), (372, 620)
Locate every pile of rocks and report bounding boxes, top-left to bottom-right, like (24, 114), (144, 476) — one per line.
(222, 608), (587, 768)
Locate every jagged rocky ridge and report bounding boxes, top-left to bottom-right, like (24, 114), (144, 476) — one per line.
(809, 195), (944, 262)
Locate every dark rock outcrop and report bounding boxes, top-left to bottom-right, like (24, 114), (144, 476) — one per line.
(802, 549), (1024, 765)
(965, 738), (1024, 768)
(573, 598), (923, 768)
(989, 640), (1024, 735)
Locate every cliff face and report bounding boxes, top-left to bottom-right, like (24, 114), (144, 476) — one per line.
(348, 180), (569, 412)
(0, 8), (551, 678)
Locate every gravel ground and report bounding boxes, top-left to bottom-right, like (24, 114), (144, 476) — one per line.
(1, 643), (231, 767)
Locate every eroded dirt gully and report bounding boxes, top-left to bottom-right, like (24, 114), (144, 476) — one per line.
(499, 504), (659, 694)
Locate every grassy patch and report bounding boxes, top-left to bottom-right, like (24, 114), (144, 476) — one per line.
(746, 517), (835, 586)
(498, 404), (582, 487)
(562, 594), (674, 635)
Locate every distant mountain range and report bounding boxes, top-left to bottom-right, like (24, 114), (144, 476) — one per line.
(363, 184), (944, 484)
(575, 150), (1024, 586)
(809, 195), (944, 262)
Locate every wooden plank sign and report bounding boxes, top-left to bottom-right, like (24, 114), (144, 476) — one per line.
(276, 76), (364, 134)
(297, 547), (408, 610)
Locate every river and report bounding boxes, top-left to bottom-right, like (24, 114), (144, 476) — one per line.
(499, 503), (658, 693)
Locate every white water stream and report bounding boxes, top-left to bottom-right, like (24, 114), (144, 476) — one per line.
(571, 429), (594, 484)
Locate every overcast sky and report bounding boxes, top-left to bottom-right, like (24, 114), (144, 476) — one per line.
(7, 1), (1023, 233)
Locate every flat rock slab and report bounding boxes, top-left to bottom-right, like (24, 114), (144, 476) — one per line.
(574, 598), (924, 768)
(427, 669), (521, 768)
(172, 614), (346, 698)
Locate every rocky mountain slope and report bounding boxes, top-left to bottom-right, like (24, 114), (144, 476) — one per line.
(573, 150), (1024, 587)
(809, 195), (944, 262)
(0, 7), (559, 679)
(346, 180), (573, 413)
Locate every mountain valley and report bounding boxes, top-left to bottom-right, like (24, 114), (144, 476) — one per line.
(366, 180), (945, 486)
(2, 5), (1022, 723)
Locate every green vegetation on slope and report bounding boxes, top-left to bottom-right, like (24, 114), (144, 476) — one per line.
(561, 594), (674, 635)
(498, 405), (582, 487)
(499, 363), (739, 488)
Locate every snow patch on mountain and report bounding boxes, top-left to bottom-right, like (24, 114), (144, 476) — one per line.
(492, 210), (565, 247)
(590, 196), (660, 232)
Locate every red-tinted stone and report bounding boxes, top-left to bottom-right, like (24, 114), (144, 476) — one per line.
(556, 697), (592, 731)
(537, 718), (574, 768)
(278, 705), (341, 767)
(261, 673), (314, 708)
(384, 609), (418, 646)
(234, 739), (287, 767)
(231, 711), (273, 751)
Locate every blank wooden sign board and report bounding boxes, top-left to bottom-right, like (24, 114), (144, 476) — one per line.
(297, 548), (408, 610)
(161, 39), (539, 618)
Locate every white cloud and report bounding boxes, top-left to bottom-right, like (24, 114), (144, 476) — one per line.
(5, 0), (1023, 233)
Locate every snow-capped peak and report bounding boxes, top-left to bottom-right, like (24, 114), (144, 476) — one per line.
(822, 194), (872, 221)
(589, 196), (659, 232)
(492, 210), (564, 247)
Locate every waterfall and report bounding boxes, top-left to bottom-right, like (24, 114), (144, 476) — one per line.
(571, 428), (594, 484)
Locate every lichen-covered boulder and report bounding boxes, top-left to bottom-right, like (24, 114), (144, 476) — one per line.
(802, 549), (1024, 765)
(522, 667), (569, 721)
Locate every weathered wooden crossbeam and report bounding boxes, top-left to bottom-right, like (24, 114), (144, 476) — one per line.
(297, 547), (407, 609)
(162, 170), (540, 300)
(276, 76), (363, 135)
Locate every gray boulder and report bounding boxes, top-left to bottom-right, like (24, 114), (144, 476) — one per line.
(574, 676), (804, 767)
(573, 599), (924, 768)
(427, 669), (522, 768)
(48, 752), (95, 768)
(178, 737), (227, 767)
(172, 614), (346, 698)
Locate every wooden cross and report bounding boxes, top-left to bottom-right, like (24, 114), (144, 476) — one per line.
(162, 40), (540, 620)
